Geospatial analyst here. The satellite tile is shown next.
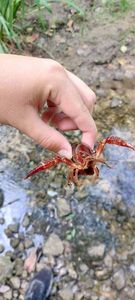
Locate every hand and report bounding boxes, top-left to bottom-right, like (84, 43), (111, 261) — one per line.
(0, 54), (97, 158)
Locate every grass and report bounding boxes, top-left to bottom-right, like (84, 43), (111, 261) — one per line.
(102, 0), (135, 12)
(0, 0), (84, 53)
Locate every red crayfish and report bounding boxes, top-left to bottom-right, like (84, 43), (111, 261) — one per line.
(26, 136), (135, 185)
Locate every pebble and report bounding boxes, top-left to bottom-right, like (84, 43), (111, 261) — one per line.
(8, 223), (20, 233)
(67, 263), (77, 279)
(79, 263), (89, 274)
(43, 233), (64, 256)
(0, 285), (10, 294)
(0, 256), (14, 283)
(24, 238), (34, 249)
(10, 276), (21, 289)
(22, 214), (30, 228)
(112, 268), (126, 290)
(57, 197), (71, 217)
(87, 243), (106, 261)
(47, 189), (57, 197)
(59, 287), (74, 300)
(95, 267), (112, 280)
(10, 237), (20, 249)
(4, 289), (12, 300)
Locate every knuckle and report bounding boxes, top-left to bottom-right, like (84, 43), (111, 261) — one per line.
(49, 60), (66, 77)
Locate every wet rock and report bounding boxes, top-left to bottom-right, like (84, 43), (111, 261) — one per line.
(57, 197), (71, 217)
(4, 228), (13, 238)
(75, 190), (89, 200)
(0, 217), (5, 224)
(0, 243), (5, 253)
(112, 268), (126, 290)
(47, 189), (57, 197)
(22, 214), (30, 228)
(8, 223), (20, 234)
(10, 276), (21, 289)
(43, 233), (64, 256)
(87, 243), (106, 261)
(59, 287), (74, 300)
(0, 256), (14, 283)
(0, 188), (4, 207)
(24, 238), (34, 249)
(10, 237), (20, 249)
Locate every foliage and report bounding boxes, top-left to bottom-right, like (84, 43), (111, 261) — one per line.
(0, 0), (84, 52)
(102, 0), (134, 12)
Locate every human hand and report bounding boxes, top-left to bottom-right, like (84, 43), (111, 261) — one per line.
(0, 54), (97, 158)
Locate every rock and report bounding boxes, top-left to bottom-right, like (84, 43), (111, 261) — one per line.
(0, 285), (10, 294)
(95, 267), (112, 280)
(47, 189), (57, 197)
(10, 237), (20, 249)
(110, 98), (123, 108)
(0, 188), (4, 207)
(0, 256), (14, 283)
(0, 243), (5, 253)
(4, 289), (12, 299)
(0, 217), (5, 224)
(43, 233), (64, 256)
(74, 292), (84, 300)
(112, 268), (126, 290)
(22, 214), (30, 228)
(59, 287), (74, 300)
(87, 244), (106, 261)
(57, 198), (71, 217)
(24, 238), (34, 249)
(123, 65), (135, 88)
(59, 267), (68, 277)
(10, 276), (21, 289)
(67, 263), (77, 279)
(79, 263), (89, 274)
(8, 223), (20, 233)
(104, 254), (113, 270)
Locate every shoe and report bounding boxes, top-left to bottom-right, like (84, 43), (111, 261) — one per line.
(24, 267), (53, 300)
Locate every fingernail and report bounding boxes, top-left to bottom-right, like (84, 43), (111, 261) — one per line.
(58, 149), (72, 159)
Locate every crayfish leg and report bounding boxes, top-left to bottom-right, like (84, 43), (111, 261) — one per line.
(105, 136), (135, 151)
(96, 135), (135, 156)
(25, 157), (63, 179)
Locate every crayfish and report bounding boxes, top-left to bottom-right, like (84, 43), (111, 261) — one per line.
(26, 136), (135, 185)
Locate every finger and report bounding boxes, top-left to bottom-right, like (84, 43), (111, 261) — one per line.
(42, 110), (77, 130)
(51, 77), (97, 148)
(17, 107), (72, 158)
(66, 70), (96, 113)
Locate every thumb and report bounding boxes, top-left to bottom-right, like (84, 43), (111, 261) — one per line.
(18, 108), (72, 158)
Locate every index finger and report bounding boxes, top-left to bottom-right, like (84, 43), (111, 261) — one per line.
(52, 74), (97, 149)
